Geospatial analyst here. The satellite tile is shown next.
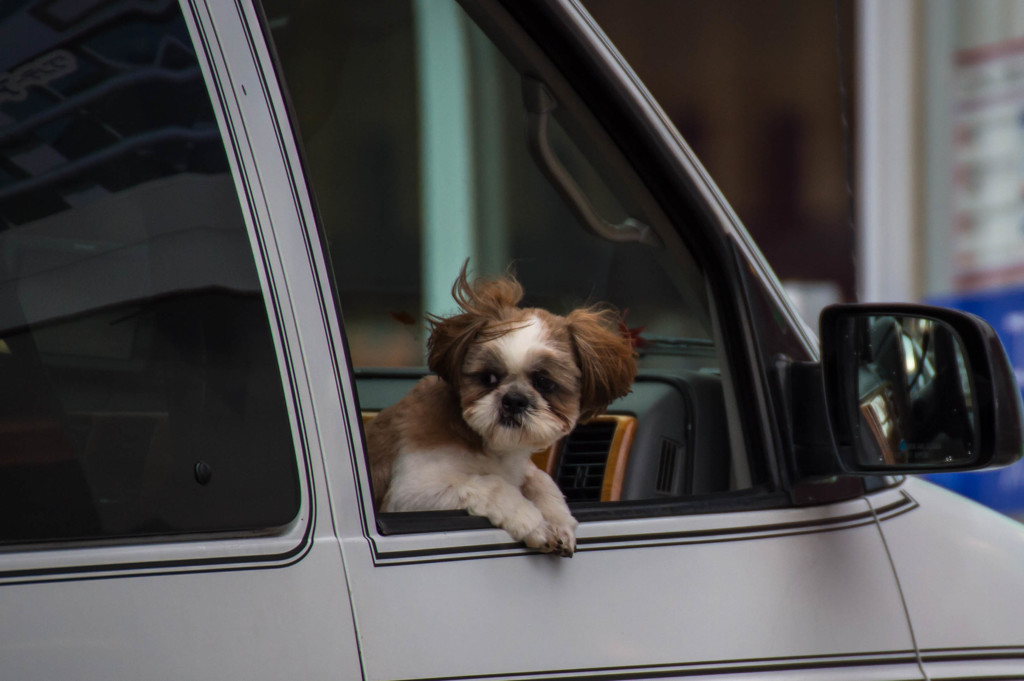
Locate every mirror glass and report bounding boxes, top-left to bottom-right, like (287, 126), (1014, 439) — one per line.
(840, 315), (977, 468)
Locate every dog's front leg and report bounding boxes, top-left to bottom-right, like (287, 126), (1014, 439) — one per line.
(455, 475), (555, 552)
(521, 462), (578, 556)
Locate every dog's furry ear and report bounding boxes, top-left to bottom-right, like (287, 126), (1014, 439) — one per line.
(567, 307), (637, 422)
(427, 263), (524, 386)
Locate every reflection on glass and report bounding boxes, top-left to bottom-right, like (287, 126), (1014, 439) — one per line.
(845, 315), (976, 467)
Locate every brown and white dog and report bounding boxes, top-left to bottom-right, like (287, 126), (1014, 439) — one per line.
(366, 267), (636, 556)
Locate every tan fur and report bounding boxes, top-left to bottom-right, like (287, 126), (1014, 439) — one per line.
(426, 265), (526, 387)
(565, 307), (639, 422)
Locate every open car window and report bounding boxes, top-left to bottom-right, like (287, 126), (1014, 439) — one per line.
(262, 0), (776, 525)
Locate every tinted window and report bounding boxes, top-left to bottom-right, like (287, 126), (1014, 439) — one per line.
(0, 0), (299, 543)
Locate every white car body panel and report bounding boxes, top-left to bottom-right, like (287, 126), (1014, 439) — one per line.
(0, 543), (360, 681)
(879, 477), (1024, 674)
(333, 487), (919, 680)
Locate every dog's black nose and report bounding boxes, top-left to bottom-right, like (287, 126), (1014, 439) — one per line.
(501, 391), (529, 416)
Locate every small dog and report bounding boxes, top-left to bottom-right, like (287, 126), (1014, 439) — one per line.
(366, 267), (636, 556)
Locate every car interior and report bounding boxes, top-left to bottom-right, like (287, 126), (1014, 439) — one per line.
(261, 0), (767, 532)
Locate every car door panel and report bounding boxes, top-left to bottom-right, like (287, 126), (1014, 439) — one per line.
(0, 543), (358, 680)
(877, 478), (1024, 677)
(329, 472), (921, 680)
(234, 0), (929, 676)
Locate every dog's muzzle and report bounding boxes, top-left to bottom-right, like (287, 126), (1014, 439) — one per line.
(499, 391), (530, 427)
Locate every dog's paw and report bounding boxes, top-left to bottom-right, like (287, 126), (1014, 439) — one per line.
(522, 518), (577, 557)
(503, 504), (547, 546)
(521, 522), (555, 553)
(516, 517), (574, 557)
(544, 517), (577, 557)
(498, 501), (576, 557)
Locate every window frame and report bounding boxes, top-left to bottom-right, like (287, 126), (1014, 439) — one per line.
(253, 0), (828, 560)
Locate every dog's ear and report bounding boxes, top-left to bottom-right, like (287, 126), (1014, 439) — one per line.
(567, 307), (637, 422)
(427, 312), (487, 387)
(427, 263), (524, 386)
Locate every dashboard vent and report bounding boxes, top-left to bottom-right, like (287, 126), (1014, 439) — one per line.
(656, 438), (685, 495)
(555, 420), (617, 501)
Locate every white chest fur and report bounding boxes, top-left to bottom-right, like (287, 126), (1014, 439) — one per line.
(382, 442), (577, 556)
(384, 446), (532, 512)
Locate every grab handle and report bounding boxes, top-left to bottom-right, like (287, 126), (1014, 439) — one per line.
(522, 77), (657, 246)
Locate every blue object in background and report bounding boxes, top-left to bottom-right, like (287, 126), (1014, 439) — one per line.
(927, 286), (1024, 520)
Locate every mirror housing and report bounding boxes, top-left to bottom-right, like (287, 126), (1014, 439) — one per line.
(790, 304), (1024, 478)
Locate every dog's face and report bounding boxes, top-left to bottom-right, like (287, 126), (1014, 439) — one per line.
(427, 268), (637, 453)
(456, 311), (583, 451)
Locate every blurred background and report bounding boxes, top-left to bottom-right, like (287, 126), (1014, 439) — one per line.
(583, 0), (1024, 519)
(584, 0), (857, 314)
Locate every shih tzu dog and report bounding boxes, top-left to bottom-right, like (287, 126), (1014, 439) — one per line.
(366, 266), (636, 556)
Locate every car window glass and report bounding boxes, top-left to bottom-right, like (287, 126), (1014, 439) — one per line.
(0, 0), (300, 544)
(263, 0), (767, 513)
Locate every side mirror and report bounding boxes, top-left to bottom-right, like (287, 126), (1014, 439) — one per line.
(817, 304), (1024, 474)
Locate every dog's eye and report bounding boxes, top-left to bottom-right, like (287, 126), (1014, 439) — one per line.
(532, 373), (556, 394)
(480, 372), (501, 388)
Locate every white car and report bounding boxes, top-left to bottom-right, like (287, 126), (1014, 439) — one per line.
(0, 0), (1022, 679)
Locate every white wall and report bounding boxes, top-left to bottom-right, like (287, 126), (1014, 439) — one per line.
(856, 0), (919, 302)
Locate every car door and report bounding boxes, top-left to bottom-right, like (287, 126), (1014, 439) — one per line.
(877, 477), (1024, 678)
(253, 0), (925, 679)
(0, 1), (361, 678)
